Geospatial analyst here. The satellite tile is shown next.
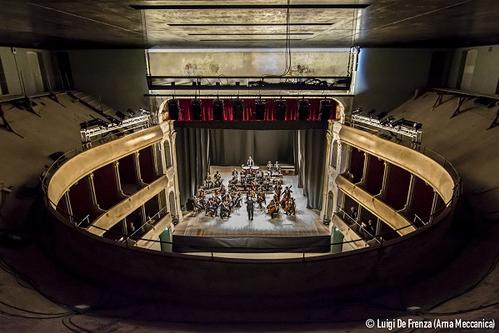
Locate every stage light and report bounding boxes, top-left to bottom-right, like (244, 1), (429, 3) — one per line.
(298, 98), (310, 121)
(275, 98), (286, 121)
(191, 98), (202, 120)
(255, 99), (266, 120)
(213, 98), (224, 121)
(233, 98), (244, 120)
(319, 99), (333, 122)
(167, 99), (180, 120)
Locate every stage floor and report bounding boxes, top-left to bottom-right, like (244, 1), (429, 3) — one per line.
(174, 166), (330, 238)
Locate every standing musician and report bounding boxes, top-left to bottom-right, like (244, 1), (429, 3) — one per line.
(246, 195), (255, 221)
(247, 156), (255, 167)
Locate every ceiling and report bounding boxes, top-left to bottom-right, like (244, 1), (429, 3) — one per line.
(0, 0), (498, 49)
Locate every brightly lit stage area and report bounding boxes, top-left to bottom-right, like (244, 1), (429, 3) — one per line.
(173, 125), (332, 254)
(173, 166), (331, 253)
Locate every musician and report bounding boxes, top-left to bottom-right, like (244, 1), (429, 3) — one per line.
(256, 189), (266, 209)
(247, 156), (254, 167)
(246, 196), (255, 221)
(274, 161), (280, 172)
(267, 161), (273, 171)
(283, 186), (293, 200)
(214, 171), (221, 181)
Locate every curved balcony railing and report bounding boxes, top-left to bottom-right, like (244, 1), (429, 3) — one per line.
(41, 120), (461, 259)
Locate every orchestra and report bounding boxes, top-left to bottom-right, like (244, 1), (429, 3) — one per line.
(191, 157), (296, 219)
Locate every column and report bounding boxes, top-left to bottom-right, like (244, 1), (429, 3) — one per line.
(377, 161), (390, 199)
(122, 218), (128, 236)
(399, 174), (415, 214)
(88, 173), (104, 213)
(64, 191), (74, 223)
(375, 218), (382, 237)
(359, 152), (369, 186)
(429, 191), (439, 223)
(134, 151), (146, 187)
(170, 129), (183, 220)
(151, 143), (160, 176)
(113, 161), (127, 198)
(320, 130), (333, 222)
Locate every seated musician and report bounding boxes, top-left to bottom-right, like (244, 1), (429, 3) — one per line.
(214, 171), (221, 181)
(267, 161), (273, 171)
(274, 161), (280, 173)
(232, 168), (239, 177)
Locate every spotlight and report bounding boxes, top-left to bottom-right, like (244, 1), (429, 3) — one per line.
(191, 98), (202, 120)
(255, 98), (266, 120)
(298, 98), (310, 120)
(233, 98), (244, 120)
(167, 99), (180, 120)
(213, 98), (224, 121)
(275, 98), (286, 121)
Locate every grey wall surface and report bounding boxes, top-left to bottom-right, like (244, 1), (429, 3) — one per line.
(148, 49), (351, 77)
(353, 48), (434, 113)
(447, 44), (499, 95)
(0, 46), (60, 96)
(68, 49), (148, 112)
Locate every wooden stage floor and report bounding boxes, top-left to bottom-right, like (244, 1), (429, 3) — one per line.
(174, 166), (330, 238)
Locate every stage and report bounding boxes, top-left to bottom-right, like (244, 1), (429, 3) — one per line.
(173, 166), (331, 252)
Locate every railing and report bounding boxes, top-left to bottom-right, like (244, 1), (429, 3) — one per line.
(343, 121), (462, 209)
(125, 206), (170, 242)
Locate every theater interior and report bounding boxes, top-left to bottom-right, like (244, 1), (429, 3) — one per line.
(0, 0), (498, 332)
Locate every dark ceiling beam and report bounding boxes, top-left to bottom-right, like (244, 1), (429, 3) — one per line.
(131, 4), (370, 10)
(188, 33), (315, 36)
(170, 23), (333, 26)
(199, 39), (304, 42)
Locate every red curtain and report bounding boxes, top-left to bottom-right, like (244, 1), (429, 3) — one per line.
(223, 99), (233, 121)
(309, 99), (321, 121)
(178, 99), (191, 121)
(174, 98), (331, 121)
(201, 98), (213, 120)
(286, 99), (298, 121)
(243, 99), (254, 121)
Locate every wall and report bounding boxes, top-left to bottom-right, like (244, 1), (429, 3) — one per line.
(353, 48), (434, 113)
(0, 46), (61, 96)
(68, 49), (148, 112)
(447, 44), (499, 95)
(148, 49), (351, 77)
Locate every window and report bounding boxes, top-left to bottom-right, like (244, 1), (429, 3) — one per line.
(0, 57), (9, 95)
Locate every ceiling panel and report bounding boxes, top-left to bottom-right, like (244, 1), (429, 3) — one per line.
(0, 0), (497, 48)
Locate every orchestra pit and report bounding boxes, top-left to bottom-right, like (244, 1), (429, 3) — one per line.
(0, 1), (498, 332)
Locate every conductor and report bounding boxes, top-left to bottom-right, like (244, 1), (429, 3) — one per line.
(246, 196), (255, 221)
(247, 155), (255, 167)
